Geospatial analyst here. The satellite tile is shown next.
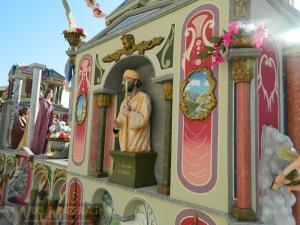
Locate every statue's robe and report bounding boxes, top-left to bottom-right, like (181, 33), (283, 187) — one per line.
(11, 115), (27, 149)
(32, 99), (54, 155)
(116, 92), (151, 152)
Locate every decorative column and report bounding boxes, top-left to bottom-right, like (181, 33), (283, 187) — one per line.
(7, 80), (12, 99)
(58, 86), (63, 104)
(8, 76), (24, 147)
(152, 75), (173, 195)
(228, 48), (261, 221)
(54, 86), (59, 104)
(92, 93), (111, 178)
(7, 79), (14, 99)
(26, 63), (46, 148)
(284, 45), (300, 224)
(0, 175), (9, 206)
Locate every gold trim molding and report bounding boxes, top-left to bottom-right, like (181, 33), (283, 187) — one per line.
(102, 34), (164, 63)
(97, 93), (111, 107)
(163, 81), (173, 100)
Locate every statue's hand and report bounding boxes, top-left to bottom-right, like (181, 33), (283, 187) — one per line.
(113, 120), (120, 130)
(272, 173), (291, 191)
(123, 106), (131, 116)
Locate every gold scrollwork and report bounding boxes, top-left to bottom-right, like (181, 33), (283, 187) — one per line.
(34, 163), (50, 177)
(53, 169), (67, 184)
(180, 68), (217, 120)
(102, 34), (164, 63)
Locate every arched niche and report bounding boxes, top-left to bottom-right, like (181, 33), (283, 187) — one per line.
(90, 188), (115, 225)
(51, 178), (66, 200)
(4, 157), (15, 176)
(123, 198), (158, 225)
(103, 55), (165, 182)
(32, 172), (50, 192)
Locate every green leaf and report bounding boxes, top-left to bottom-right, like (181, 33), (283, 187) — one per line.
(205, 46), (215, 53)
(209, 36), (222, 43)
(221, 47), (226, 54)
(198, 52), (209, 59)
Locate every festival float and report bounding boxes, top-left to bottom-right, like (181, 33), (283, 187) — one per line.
(0, 0), (300, 225)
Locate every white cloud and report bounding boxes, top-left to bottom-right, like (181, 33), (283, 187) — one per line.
(186, 79), (201, 90)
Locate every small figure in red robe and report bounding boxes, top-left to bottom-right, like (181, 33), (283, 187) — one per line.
(31, 89), (54, 155)
(11, 107), (28, 149)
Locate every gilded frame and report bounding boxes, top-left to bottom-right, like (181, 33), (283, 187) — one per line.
(180, 68), (217, 120)
(75, 94), (88, 125)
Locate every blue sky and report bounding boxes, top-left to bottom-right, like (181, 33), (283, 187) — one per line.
(1, 1), (300, 87)
(0, 0), (124, 86)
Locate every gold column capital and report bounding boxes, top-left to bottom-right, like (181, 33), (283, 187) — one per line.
(163, 81), (173, 100)
(97, 93), (111, 107)
(232, 57), (256, 83)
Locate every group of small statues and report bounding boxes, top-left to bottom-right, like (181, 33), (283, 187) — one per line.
(11, 69), (151, 155)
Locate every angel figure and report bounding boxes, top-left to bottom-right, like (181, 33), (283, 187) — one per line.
(85, 0), (106, 18)
(272, 145), (300, 192)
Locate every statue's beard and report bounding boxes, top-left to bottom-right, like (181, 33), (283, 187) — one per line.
(122, 80), (135, 93)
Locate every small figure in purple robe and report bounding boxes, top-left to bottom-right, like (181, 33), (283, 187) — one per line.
(31, 89), (54, 155)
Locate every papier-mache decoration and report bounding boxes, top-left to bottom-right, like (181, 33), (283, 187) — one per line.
(85, 0), (106, 18)
(198, 21), (268, 67)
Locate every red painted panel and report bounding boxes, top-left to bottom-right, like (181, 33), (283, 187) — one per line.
(180, 217), (207, 225)
(257, 38), (279, 159)
(72, 54), (92, 165)
(66, 178), (82, 225)
(176, 209), (216, 225)
(178, 4), (219, 192)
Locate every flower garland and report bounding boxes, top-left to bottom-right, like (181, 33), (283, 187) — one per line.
(198, 21), (268, 66)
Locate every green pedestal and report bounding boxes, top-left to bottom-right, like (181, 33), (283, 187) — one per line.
(109, 151), (157, 188)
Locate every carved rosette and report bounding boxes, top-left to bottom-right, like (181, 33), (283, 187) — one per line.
(97, 93), (111, 107)
(163, 81), (173, 100)
(231, 57), (256, 83)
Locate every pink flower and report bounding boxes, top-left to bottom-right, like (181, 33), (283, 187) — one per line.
(212, 47), (225, 66)
(76, 28), (84, 34)
(221, 32), (233, 47)
(229, 20), (241, 34)
(252, 23), (267, 48)
(93, 7), (106, 18)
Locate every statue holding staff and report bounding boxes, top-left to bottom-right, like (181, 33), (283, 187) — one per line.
(113, 70), (151, 152)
